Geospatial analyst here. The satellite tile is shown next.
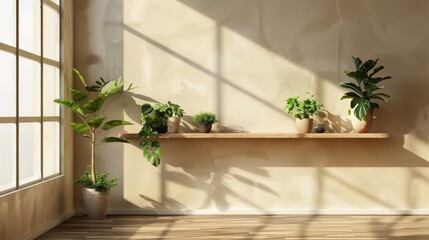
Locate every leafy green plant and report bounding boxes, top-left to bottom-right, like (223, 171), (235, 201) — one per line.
(167, 101), (185, 117)
(284, 96), (322, 119)
(76, 165), (118, 192)
(54, 68), (133, 190)
(193, 111), (218, 125)
(340, 56), (391, 120)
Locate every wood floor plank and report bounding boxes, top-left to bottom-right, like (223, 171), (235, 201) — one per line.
(37, 215), (429, 239)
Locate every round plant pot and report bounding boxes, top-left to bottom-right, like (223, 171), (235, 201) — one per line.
(199, 123), (212, 133)
(82, 188), (111, 219)
(295, 118), (313, 133)
(351, 111), (373, 133)
(154, 124), (168, 134)
(167, 117), (181, 133)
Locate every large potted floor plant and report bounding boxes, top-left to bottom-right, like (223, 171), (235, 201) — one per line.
(340, 56), (391, 133)
(284, 95), (322, 133)
(54, 69), (133, 219)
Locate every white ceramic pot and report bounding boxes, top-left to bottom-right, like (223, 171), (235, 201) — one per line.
(167, 117), (181, 133)
(82, 188), (110, 219)
(295, 118), (313, 133)
(351, 110), (373, 133)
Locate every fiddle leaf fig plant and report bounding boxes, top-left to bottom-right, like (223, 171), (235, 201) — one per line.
(54, 68), (133, 191)
(340, 56), (391, 120)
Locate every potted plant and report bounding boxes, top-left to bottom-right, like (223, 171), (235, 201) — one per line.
(284, 95), (322, 133)
(193, 111), (218, 133)
(138, 103), (165, 167)
(54, 69), (133, 219)
(340, 56), (391, 133)
(166, 101), (185, 133)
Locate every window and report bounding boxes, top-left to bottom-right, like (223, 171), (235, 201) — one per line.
(0, 0), (61, 193)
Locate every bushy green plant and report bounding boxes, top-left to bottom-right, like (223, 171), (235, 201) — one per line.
(54, 68), (133, 190)
(193, 111), (218, 125)
(284, 96), (322, 119)
(167, 101), (185, 117)
(340, 56), (391, 120)
(75, 165), (119, 192)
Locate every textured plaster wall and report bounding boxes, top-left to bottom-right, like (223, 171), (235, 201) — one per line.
(73, 0), (429, 213)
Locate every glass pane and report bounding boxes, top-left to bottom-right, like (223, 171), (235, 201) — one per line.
(19, 57), (41, 117)
(0, 50), (16, 117)
(0, 0), (16, 46)
(43, 65), (60, 116)
(43, 121), (60, 177)
(43, 4), (60, 61)
(19, 0), (41, 55)
(19, 122), (41, 185)
(0, 124), (17, 192)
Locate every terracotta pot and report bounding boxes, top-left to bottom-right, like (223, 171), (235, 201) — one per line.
(167, 117), (181, 133)
(82, 188), (110, 219)
(295, 118), (313, 133)
(199, 123), (212, 133)
(351, 111), (373, 133)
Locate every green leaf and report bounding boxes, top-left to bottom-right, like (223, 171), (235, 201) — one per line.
(369, 65), (384, 77)
(141, 103), (153, 115)
(353, 99), (371, 121)
(352, 56), (362, 69)
(54, 98), (75, 108)
(361, 59), (378, 73)
(100, 78), (125, 96)
(102, 120), (133, 130)
(87, 116), (106, 128)
(73, 68), (87, 87)
(54, 98), (86, 119)
(70, 89), (87, 101)
(339, 82), (363, 95)
(102, 137), (130, 144)
(371, 76), (392, 84)
(82, 97), (105, 113)
(340, 92), (361, 100)
(69, 123), (89, 134)
(346, 71), (367, 84)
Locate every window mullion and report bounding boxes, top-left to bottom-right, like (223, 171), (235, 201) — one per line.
(41, 0), (44, 179)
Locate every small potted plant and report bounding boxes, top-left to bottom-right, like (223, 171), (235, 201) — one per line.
(166, 101), (185, 133)
(193, 111), (218, 133)
(54, 69), (133, 219)
(284, 95), (322, 133)
(340, 56), (391, 133)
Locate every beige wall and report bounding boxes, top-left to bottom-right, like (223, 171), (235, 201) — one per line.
(0, 0), (74, 239)
(73, 0), (429, 214)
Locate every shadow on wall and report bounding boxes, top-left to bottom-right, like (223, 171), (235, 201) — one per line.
(129, 0), (429, 218)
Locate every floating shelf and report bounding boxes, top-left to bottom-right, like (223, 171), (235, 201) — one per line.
(120, 133), (389, 139)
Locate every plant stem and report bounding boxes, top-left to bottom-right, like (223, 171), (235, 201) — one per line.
(91, 129), (97, 184)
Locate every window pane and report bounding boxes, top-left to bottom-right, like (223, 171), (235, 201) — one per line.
(43, 4), (60, 61)
(19, 57), (41, 117)
(0, 124), (16, 192)
(43, 121), (60, 177)
(19, 122), (41, 185)
(43, 65), (60, 116)
(0, 50), (16, 117)
(0, 0), (16, 46)
(19, 0), (41, 55)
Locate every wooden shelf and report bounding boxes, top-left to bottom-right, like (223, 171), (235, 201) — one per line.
(120, 133), (389, 139)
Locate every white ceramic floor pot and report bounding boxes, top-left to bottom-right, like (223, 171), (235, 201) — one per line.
(82, 188), (111, 219)
(295, 118), (313, 133)
(167, 117), (181, 133)
(351, 111), (373, 133)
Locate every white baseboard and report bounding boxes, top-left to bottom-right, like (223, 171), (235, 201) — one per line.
(75, 208), (429, 216)
(23, 209), (75, 240)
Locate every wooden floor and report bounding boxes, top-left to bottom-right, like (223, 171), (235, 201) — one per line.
(37, 215), (429, 239)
